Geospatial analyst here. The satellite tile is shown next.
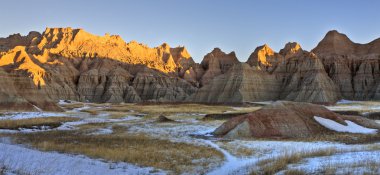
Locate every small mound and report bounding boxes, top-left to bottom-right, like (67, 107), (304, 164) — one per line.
(202, 113), (248, 120)
(156, 115), (176, 123)
(363, 112), (380, 120)
(333, 110), (362, 116)
(213, 101), (380, 139)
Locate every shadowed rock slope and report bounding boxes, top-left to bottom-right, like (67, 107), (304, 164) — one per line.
(313, 30), (380, 100)
(191, 42), (341, 103)
(0, 28), (379, 111)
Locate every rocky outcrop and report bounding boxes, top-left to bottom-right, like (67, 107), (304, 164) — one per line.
(189, 63), (281, 103)
(275, 51), (341, 103)
(213, 101), (380, 139)
(0, 68), (38, 111)
(156, 115), (176, 123)
(0, 28), (379, 111)
(192, 43), (341, 104)
(131, 68), (196, 102)
(200, 48), (239, 85)
(313, 30), (380, 100)
(246, 44), (282, 71)
(0, 32), (41, 52)
(0, 28), (198, 111)
(202, 113), (248, 120)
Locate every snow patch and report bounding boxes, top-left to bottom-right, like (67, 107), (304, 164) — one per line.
(204, 140), (257, 175)
(336, 99), (358, 104)
(0, 142), (165, 175)
(314, 116), (378, 134)
(0, 112), (67, 120)
(90, 127), (113, 135)
(286, 150), (380, 174)
(58, 100), (70, 105)
(57, 116), (141, 131)
(327, 100), (380, 111)
(71, 105), (91, 112)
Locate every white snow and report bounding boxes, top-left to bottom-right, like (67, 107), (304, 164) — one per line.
(314, 116), (378, 134)
(204, 140), (257, 175)
(90, 126), (113, 135)
(0, 112), (67, 120)
(336, 99), (358, 104)
(57, 116), (141, 130)
(58, 100), (70, 105)
(285, 150), (380, 174)
(245, 101), (273, 105)
(71, 105), (91, 112)
(31, 105), (43, 112)
(204, 140), (356, 175)
(0, 142), (165, 175)
(58, 100), (82, 105)
(2, 102), (380, 174)
(326, 100), (380, 111)
(192, 128), (216, 137)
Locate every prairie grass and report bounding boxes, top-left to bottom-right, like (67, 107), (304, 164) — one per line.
(320, 160), (380, 175)
(288, 132), (380, 144)
(283, 169), (306, 175)
(80, 109), (99, 115)
(13, 130), (223, 174)
(218, 143), (256, 157)
(105, 103), (241, 115)
(254, 148), (338, 175)
(77, 122), (109, 132)
(59, 103), (85, 110)
(0, 117), (79, 130)
(366, 144), (380, 150)
(107, 112), (131, 119)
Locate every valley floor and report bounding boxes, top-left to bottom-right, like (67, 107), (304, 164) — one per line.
(0, 100), (379, 175)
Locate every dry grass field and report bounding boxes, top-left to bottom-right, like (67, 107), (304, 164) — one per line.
(0, 117), (79, 130)
(13, 130), (224, 174)
(1, 101), (379, 174)
(253, 148), (338, 175)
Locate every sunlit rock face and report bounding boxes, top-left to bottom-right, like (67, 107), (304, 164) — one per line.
(199, 48), (240, 86)
(0, 27), (379, 110)
(246, 44), (279, 70)
(0, 27), (198, 110)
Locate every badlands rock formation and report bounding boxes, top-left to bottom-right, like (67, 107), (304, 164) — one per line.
(0, 27), (379, 111)
(0, 28), (198, 111)
(313, 30), (380, 100)
(190, 42), (341, 103)
(213, 101), (380, 139)
(199, 48), (239, 85)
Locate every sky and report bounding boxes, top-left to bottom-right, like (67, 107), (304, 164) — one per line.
(1, 0), (380, 62)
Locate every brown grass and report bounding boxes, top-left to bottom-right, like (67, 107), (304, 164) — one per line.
(76, 122), (110, 134)
(320, 160), (380, 175)
(0, 117), (79, 130)
(80, 109), (99, 115)
(59, 103), (85, 110)
(13, 131), (224, 174)
(105, 104), (235, 115)
(283, 169), (306, 175)
(366, 144), (380, 150)
(107, 112), (131, 119)
(254, 148), (338, 175)
(218, 143), (256, 157)
(301, 133), (380, 144)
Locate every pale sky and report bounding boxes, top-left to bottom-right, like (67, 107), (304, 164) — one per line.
(1, 0), (380, 62)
